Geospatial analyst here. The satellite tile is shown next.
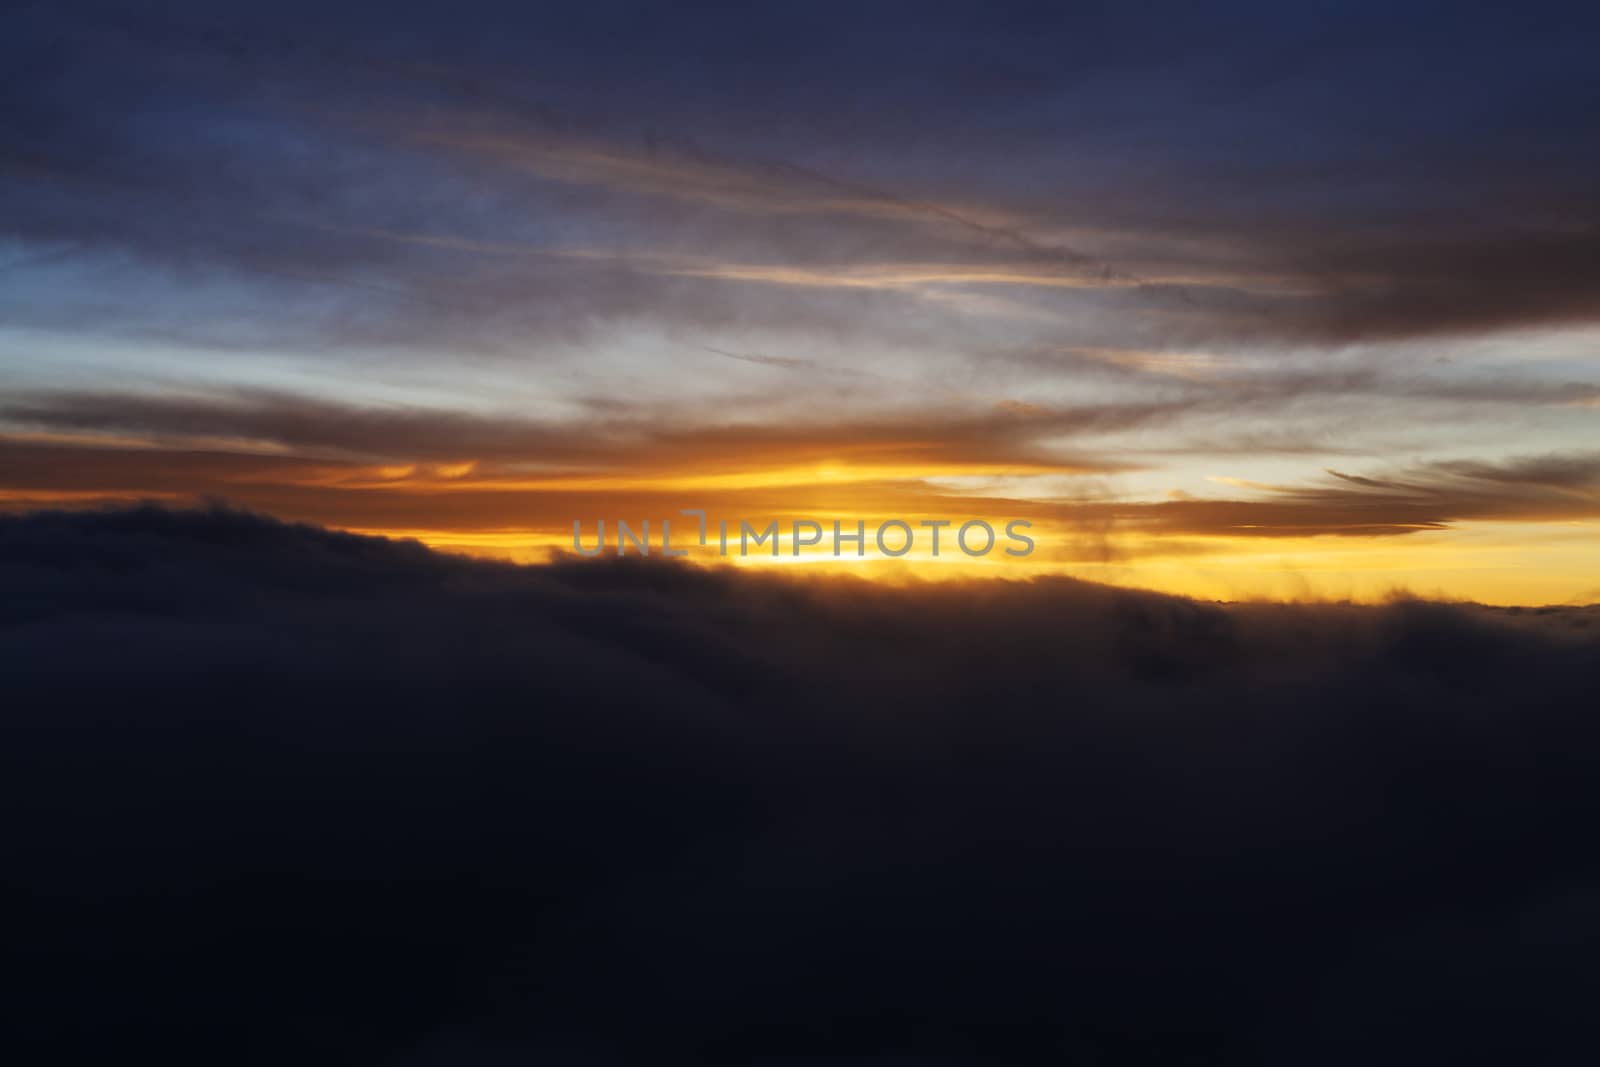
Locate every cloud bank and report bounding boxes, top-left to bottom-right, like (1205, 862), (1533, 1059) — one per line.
(6, 505), (1600, 1063)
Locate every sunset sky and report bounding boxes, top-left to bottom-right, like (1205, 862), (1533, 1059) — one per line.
(12, 5), (1600, 1062)
(4, 0), (1598, 603)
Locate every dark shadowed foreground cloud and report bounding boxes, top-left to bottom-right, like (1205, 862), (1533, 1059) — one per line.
(5, 506), (1600, 1064)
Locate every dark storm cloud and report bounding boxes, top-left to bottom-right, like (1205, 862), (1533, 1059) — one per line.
(5, 505), (1600, 1063)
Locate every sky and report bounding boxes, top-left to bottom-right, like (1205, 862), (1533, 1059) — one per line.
(8, 9), (1600, 1058)
(3, 0), (1598, 602)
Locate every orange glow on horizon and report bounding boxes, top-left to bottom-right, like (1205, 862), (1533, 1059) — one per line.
(340, 519), (1600, 607)
(4, 431), (1597, 607)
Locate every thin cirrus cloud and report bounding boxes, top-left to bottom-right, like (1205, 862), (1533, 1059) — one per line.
(4, 7), (1595, 352)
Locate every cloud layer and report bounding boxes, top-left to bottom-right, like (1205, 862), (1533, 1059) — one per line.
(6, 506), (1600, 1062)
(5, 1), (1599, 355)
